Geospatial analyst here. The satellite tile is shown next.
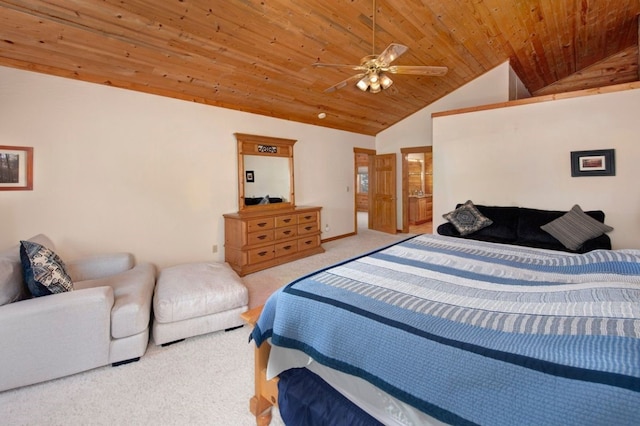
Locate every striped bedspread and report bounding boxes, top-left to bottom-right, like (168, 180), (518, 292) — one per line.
(252, 234), (640, 425)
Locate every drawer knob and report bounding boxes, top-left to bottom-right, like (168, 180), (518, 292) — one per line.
(283, 230), (291, 235)
(283, 218), (291, 223)
(258, 251), (268, 257)
(257, 222), (268, 227)
(303, 240), (312, 245)
(305, 226), (313, 231)
(257, 235), (267, 240)
(283, 245), (292, 250)
(303, 215), (312, 220)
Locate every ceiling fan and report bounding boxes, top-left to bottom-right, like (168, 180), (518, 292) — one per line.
(312, 1), (448, 94)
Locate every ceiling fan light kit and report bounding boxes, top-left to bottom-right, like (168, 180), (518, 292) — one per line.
(313, 0), (448, 94)
(380, 74), (393, 89)
(357, 72), (393, 93)
(356, 78), (370, 91)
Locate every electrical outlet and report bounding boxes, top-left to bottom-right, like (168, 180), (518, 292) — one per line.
(324, 224), (329, 232)
(212, 245), (218, 253)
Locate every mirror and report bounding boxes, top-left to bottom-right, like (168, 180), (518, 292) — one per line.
(407, 152), (433, 196)
(243, 155), (289, 202)
(235, 133), (296, 212)
(407, 153), (425, 195)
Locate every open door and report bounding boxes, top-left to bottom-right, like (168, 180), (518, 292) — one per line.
(369, 153), (397, 234)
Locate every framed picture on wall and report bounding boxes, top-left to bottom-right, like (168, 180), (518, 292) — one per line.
(570, 149), (615, 177)
(0, 145), (33, 191)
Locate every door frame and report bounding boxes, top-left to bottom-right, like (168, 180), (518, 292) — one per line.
(353, 147), (376, 234)
(400, 146), (432, 233)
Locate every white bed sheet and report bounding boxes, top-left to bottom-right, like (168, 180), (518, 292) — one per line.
(267, 342), (447, 426)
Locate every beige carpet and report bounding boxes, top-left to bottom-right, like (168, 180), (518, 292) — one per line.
(0, 227), (413, 425)
(1, 326), (277, 426)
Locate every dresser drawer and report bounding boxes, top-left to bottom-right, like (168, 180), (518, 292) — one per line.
(274, 226), (297, 240)
(298, 222), (319, 235)
(275, 214), (296, 227)
(248, 246), (274, 264)
(247, 230), (274, 245)
(298, 235), (320, 251)
(275, 241), (298, 257)
(247, 217), (275, 232)
(297, 212), (317, 224)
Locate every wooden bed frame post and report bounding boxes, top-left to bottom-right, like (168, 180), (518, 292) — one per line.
(241, 306), (279, 426)
(250, 341), (275, 426)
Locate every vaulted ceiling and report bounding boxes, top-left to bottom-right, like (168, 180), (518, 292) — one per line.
(1, 1), (638, 135)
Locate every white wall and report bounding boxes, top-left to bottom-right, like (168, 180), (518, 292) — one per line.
(0, 66), (373, 268)
(375, 61), (514, 229)
(509, 66), (531, 100)
(433, 87), (640, 249)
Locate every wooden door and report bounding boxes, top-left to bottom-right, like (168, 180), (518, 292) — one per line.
(370, 153), (397, 234)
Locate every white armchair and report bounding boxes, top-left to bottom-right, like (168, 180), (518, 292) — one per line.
(0, 234), (156, 392)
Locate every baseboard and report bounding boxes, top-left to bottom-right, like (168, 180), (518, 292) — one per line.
(322, 229), (405, 244)
(321, 232), (355, 243)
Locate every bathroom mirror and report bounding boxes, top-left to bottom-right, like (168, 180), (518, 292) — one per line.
(235, 133), (296, 212)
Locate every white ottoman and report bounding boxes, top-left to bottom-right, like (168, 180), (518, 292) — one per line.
(152, 262), (248, 346)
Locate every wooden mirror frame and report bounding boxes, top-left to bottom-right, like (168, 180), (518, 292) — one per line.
(235, 133), (296, 212)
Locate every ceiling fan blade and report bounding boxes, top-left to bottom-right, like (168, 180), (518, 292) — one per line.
(386, 65), (448, 76)
(312, 62), (367, 71)
(324, 73), (366, 93)
(376, 43), (409, 66)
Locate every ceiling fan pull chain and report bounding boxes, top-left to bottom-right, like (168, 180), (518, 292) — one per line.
(372, 0), (376, 55)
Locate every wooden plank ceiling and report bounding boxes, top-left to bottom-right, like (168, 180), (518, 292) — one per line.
(0, 0), (638, 136)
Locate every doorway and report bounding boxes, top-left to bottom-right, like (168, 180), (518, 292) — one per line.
(354, 148), (375, 233)
(401, 146), (433, 234)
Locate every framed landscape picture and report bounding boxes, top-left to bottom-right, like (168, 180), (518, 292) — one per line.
(0, 145), (33, 190)
(570, 149), (615, 177)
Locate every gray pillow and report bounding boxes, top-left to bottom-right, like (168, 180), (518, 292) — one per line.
(443, 200), (493, 236)
(540, 204), (613, 251)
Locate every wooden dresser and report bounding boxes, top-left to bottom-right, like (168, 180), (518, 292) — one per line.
(224, 206), (324, 276)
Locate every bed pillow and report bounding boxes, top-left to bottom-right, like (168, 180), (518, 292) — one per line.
(540, 204), (613, 251)
(19, 240), (73, 297)
(442, 200), (493, 236)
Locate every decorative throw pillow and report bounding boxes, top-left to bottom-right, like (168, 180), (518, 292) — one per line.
(442, 200), (493, 236)
(20, 240), (73, 297)
(540, 204), (613, 251)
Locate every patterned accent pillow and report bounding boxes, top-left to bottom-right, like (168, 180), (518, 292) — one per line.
(442, 200), (493, 236)
(20, 240), (73, 297)
(540, 204), (613, 251)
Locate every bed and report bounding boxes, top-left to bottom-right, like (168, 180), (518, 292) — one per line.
(246, 234), (640, 425)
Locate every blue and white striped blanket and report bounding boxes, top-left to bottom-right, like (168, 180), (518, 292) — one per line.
(252, 234), (640, 425)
